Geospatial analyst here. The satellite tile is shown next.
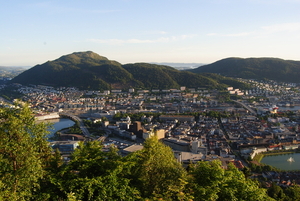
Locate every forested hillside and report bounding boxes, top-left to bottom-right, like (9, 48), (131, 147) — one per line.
(11, 51), (250, 90)
(189, 57), (300, 83)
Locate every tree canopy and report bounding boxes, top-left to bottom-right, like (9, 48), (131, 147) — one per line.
(189, 160), (274, 201)
(0, 105), (51, 200)
(129, 137), (191, 200)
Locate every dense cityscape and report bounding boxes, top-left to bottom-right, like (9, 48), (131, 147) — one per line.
(2, 80), (300, 165)
(1, 77), (300, 200)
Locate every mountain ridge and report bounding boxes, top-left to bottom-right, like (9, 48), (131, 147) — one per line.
(10, 51), (265, 90)
(189, 57), (300, 82)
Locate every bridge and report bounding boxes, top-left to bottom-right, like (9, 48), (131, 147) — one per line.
(233, 100), (257, 115)
(59, 113), (91, 138)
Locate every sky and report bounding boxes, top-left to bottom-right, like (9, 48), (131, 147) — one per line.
(1, 0), (300, 66)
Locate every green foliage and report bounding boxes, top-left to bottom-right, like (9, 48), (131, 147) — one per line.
(253, 153), (265, 162)
(284, 185), (300, 201)
(0, 104), (51, 200)
(189, 160), (274, 201)
(66, 121), (82, 134)
(55, 141), (140, 200)
(129, 137), (191, 200)
(123, 63), (181, 89)
(190, 57), (300, 83)
(83, 119), (93, 127)
(11, 51), (249, 90)
(267, 182), (286, 200)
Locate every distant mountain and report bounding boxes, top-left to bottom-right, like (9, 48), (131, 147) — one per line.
(11, 51), (249, 90)
(150, 62), (205, 70)
(189, 57), (300, 83)
(0, 66), (28, 78)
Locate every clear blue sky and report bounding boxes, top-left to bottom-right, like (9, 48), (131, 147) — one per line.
(1, 0), (300, 66)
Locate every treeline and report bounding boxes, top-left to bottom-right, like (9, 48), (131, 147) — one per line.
(2, 106), (300, 200)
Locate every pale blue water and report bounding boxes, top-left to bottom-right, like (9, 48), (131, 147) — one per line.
(44, 118), (75, 137)
(261, 153), (300, 171)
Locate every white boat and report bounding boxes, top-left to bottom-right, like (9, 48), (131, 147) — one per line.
(287, 157), (295, 162)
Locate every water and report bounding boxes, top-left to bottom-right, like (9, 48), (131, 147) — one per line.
(261, 153), (300, 171)
(278, 106), (300, 111)
(42, 118), (75, 138)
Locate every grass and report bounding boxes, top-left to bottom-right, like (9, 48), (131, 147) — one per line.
(253, 153), (264, 162)
(253, 149), (299, 163)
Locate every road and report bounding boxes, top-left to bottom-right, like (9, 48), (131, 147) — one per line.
(97, 129), (111, 142)
(59, 112), (113, 142)
(233, 100), (257, 115)
(59, 113), (91, 138)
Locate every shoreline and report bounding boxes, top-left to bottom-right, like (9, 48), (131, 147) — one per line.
(254, 149), (300, 163)
(253, 149), (300, 171)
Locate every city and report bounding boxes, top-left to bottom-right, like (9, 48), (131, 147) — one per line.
(1, 79), (300, 187)
(2, 0), (300, 199)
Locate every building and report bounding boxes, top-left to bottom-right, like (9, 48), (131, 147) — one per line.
(143, 128), (165, 140)
(50, 141), (79, 154)
(122, 144), (144, 156)
(163, 138), (190, 152)
(174, 151), (204, 166)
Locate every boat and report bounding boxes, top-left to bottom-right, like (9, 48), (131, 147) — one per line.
(287, 157), (295, 162)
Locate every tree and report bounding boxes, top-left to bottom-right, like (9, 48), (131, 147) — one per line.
(57, 141), (140, 200)
(267, 182), (286, 200)
(0, 104), (51, 200)
(242, 166), (252, 179)
(189, 160), (274, 201)
(101, 116), (108, 122)
(36, 148), (65, 200)
(284, 185), (300, 201)
(129, 137), (191, 200)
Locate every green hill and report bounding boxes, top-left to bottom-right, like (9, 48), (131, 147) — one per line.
(12, 51), (249, 90)
(189, 57), (300, 83)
